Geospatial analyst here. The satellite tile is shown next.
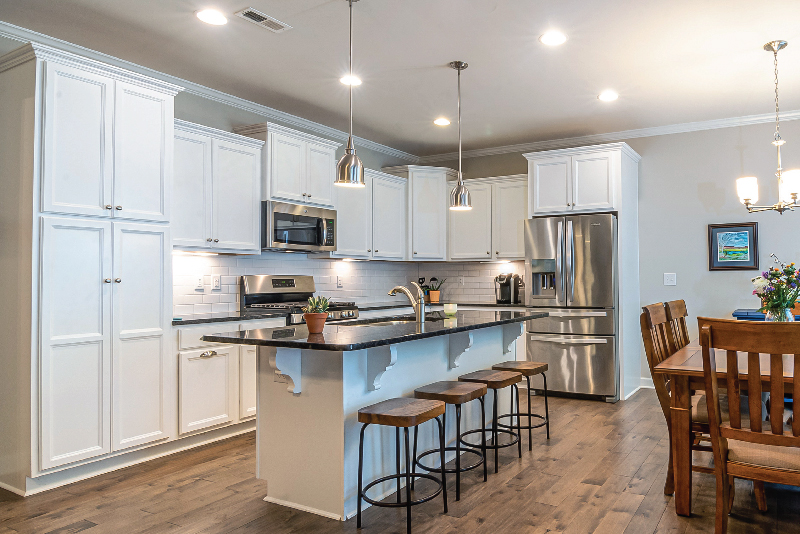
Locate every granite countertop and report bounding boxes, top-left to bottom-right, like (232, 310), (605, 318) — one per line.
(202, 309), (548, 351)
(359, 301), (529, 311)
(172, 310), (287, 326)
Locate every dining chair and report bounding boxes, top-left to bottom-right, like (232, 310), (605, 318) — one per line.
(665, 299), (691, 351)
(699, 317), (800, 533)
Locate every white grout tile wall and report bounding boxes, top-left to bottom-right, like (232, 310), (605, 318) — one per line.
(172, 251), (523, 318)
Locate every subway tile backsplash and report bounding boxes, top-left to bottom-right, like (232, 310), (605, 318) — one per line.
(172, 252), (523, 318)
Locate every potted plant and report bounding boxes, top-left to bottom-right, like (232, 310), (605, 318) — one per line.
(303, 296), (330, 333)
(427, 278), (446, 304)
(751, 255), (799, 322)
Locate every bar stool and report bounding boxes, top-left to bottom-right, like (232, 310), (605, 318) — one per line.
(492, 361), (550, 449)
(458, 370), (523, 473)
(357, 398), (448, 534)
(411, 381), (488, 501)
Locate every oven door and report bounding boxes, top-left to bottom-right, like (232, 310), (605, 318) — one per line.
(263, 201), (337, 252)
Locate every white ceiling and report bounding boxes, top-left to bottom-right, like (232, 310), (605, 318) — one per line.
(1, 0), (799, 156)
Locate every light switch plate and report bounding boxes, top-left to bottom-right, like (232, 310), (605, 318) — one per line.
(212, 275), (221, 290)
(195, 276), (204, 290)
(337, 275), (344, 288)
(664, 273), (677, 286)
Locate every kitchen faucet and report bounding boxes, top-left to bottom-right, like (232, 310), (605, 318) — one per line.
(388, 282), (426, 323)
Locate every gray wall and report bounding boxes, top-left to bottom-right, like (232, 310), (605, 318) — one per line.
(440, 120), (800, 342)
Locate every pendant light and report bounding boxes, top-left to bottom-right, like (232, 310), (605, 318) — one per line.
(335, 0), (365, 188)
(736, 40), (800, 214)
(449, 61), (472, 210)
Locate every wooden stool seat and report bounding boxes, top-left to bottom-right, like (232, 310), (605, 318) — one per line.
(459, 369), (522, 389)
(358, 398), (445, 428)
(492, 361), (548, 376)
(415, 381), (487, 405)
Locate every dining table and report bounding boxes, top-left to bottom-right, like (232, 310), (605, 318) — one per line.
(654, 340), (796, 516)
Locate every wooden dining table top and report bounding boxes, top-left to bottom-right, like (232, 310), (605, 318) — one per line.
(654, 341), (796, 382)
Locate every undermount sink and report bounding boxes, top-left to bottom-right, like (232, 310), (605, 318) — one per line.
(338, 314), (445, 328)
(360, 319), (418, 327)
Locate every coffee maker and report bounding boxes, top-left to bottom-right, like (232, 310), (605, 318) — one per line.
(495, 273), (523, 304)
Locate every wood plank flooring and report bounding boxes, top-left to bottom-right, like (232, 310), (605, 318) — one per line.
(2, 389), (799, 533)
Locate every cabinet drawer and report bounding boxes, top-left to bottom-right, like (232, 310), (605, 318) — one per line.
(179, 346), (237, 434)
(240, 318), (286, 331)
(178, 324), (236, 350)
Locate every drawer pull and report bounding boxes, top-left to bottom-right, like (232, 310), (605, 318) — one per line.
(199, 350), (218, 358)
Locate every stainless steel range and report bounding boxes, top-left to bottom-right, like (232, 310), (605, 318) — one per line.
(239, 275), (358, 325)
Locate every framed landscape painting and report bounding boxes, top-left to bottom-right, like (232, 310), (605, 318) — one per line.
(707, 222), (759, 271)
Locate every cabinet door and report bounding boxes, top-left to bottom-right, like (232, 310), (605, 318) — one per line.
(410, 170), (447, 260)
(40, 217), (113, 469)
(112, 223), (170, 451)
(113, 82), (172, 222)
(530, 157), (571, 214)
(179, 346), (237, 434)
(372, 176), (407, 260)
(269, 131), (305, 203)
(173, 130), (212, 248)
(239, 346), (257, 420)
(306, 143), (336, 207)
(571, 151), (615, 212)
(42, 62), (113, 217)
(212, 139), (261, 252)
(492, 180), (528, 259)
(332, 171), (372, 258)
(448, 182), (492, 260)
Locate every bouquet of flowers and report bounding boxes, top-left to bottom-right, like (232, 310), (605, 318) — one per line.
(751, 254), (800, 322)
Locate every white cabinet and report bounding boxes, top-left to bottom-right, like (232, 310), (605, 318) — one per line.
(239, 346), (258, 421)
(179, 346), (237, 434)
(39, 217), (171, 467)
(448, 176), (528, 261)
(235, 122), (341, 208)
(41, 62), (176, 222)
(333, 169), (407, 260)
(526, 146), (622, 215)
(173, 120), (263, 253)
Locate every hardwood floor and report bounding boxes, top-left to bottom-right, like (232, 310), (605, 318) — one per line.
(2, 389), (799, 534)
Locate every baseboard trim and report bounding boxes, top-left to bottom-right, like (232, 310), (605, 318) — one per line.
(24, 421), (255, 496)
(623, 386), (642, 401)
(640, 377), (655, 389)
(0, 479), (26, 496)
(263, 496), (344, 522)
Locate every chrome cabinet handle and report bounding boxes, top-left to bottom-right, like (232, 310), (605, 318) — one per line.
(495, 251), (499, 255)
(199, 350), (218, 358)
(105, 205), (113, 210)
(414, 251), (417, 254)
(206, 238), (213, 242)
(213, 238), (219, 243)
(374, 250), (378, 253)
(307, 194), (311, 198)
(104, 278), (112, 283)
(114, 278), (122, 283)
(115, 206), (122, 210)
(486, 251), (490, 255)
(367, 249), (371, 252)
(302, 193), (307, 197)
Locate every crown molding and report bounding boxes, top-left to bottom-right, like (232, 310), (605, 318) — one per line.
(523, 142), (641, 162)
(233, 122), (342, 149)
(418, 110), (800, 163)
(175, 119), (265, 148)
(0, 20), (419, 163)
(382, 164), (458, 178)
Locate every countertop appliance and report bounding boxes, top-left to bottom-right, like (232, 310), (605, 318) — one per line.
(240, 275), (358, 325)
(524, 213), (619, 401)
(262, 201), (337, 253)
(494, 273), (523, 305)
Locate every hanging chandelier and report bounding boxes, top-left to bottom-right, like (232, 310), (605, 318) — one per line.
(335, 0), (365, 188)
(736, 40), (800, 214)
(449, 61), (472, 210)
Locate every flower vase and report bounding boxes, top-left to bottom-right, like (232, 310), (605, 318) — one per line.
(765, 309), (794, 322)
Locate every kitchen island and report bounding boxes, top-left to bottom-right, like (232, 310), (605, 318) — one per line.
(204, 309), (547, 520)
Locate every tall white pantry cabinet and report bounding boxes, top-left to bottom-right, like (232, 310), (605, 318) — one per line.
(0, 43), (180, 494)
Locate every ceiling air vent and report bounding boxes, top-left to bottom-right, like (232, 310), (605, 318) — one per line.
(234, 7), (292, 33)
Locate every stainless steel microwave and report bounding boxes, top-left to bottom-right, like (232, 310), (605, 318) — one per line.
(262, 201), (337, 252)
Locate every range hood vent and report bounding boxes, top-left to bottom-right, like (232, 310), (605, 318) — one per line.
(234, 8), (292, 33)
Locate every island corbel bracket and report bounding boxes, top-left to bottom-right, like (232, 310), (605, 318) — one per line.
(448, 331), (474, 369)
(366, 345), (398, 391)
(502, 322), (525, 355)
(268, 347), (302, 394)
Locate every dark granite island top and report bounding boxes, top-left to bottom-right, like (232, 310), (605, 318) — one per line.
(202, 309), (548, 351)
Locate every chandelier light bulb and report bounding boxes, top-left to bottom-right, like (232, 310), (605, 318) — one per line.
(736, 176), (759, 204)
(780, 169), (800, 202)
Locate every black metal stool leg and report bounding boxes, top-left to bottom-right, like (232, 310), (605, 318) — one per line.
(514, 384), (522, 458)
(455, 404), (462, 501)
(396, 427), (401, 504)
(436, 416), (448, 513)
(411, 425), (418, 490)
(526, 376), (533, 450)
(404, 427), (412, 534)
(492, 388), (499, 473)
(543, 372), (550, 439)
(479, 396), (487, 482)
(357, 423), (369, 529)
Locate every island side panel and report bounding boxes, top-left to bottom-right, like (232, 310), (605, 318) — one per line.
(257, 346), (346, 520)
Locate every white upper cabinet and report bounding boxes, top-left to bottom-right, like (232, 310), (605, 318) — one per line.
(447, 176), (528, 261)
(448, 182), (492, 260)
(371, 172), (407, 260)
(173, 121), (263, 254)
(525, 144), (633, 216)
(332, 171), (373, 259)
(40, 58), (179, 221)
(235, 123), (340, 208)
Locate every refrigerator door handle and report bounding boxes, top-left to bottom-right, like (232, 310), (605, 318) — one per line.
(566, 219), (575, 305)
(547, 311), (608, 318)
(528, 335), (609, 344)
(556, 220), (564, 304)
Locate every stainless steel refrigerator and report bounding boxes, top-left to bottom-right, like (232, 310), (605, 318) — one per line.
(524, 214), (618, 401)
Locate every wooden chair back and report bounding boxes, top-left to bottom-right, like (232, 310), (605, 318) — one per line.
(699, 317), (800, 447)
(665, 300), (691, 351)
(641, 303), (677, 418)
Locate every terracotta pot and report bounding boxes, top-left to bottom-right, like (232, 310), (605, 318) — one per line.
(304, 312), (328, 334)
(428, 290), (440, 304)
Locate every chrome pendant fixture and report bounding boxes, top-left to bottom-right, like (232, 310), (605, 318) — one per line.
(449, 61), (472, 210)
(736, 40), (800, 214)
(335, 0), (365, 187)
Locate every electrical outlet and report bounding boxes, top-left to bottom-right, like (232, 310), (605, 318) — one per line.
(664, 273), (677, 286)
(337, 275), (344, 288)
(459, 277), (465, 286)
(212, 275), (221, 290)
(195, 276), (204, 290)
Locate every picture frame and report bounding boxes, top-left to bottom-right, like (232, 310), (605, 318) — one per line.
(707, 222), (759, 271)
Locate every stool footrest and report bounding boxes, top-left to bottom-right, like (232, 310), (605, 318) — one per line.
(496, 412), (548, 431)
(361, 473), (443, 508)
(415, 446), (484, 474)
(459, 428), (519, 450)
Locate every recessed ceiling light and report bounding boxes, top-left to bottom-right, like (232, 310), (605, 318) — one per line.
(539, 30), (567, 46)
(434, 118), (450, 126)
(340, 75), (362, 86)
(196, 9), (227, 25)
(598, 90), (619, 102)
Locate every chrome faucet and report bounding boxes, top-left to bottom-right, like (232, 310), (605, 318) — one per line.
(388, 282), (426, 323)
